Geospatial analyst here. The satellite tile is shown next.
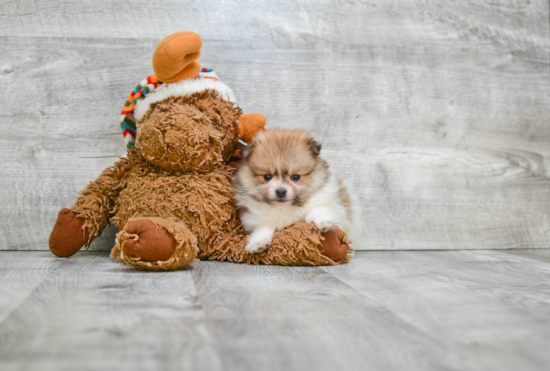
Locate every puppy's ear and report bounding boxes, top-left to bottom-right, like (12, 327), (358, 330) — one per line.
(307, 138), (322, 157)
(241, 143), (255, 160)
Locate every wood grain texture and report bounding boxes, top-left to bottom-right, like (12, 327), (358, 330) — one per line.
(1, 250), (549, 371)
(501, 248), (550, 263)
(320, 250), (550, 370)
(0, 0), (549, 250)
(0, 251), (63, 324)
(0, 252), (222, 371)
(190, 260), (456, 371)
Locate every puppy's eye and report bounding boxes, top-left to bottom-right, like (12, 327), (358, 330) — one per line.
(263, 174), (273, 181)
(291, 174), (301, 181)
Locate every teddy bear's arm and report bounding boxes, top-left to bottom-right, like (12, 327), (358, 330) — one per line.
(49, 154), (135, 257)
(71, 155), (134, 243)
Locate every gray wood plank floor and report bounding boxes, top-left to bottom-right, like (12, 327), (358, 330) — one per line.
(1, 0), (549, 251)
(1, 250), (549, 371)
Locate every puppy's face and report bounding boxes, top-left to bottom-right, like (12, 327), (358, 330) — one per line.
(236, 129), (328, 207)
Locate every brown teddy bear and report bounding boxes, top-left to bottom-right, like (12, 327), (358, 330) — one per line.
(48, 31), (351, 270)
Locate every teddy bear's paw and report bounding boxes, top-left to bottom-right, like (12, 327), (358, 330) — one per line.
(318, 228), (350, 262)
(244, 227), (274, 254)
(49, 208), (89, 257)
(123, 219), (177, 262)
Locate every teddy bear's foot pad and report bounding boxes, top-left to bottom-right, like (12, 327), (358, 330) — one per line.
(123, 219), (177, 262)
(318, 228), (351, 262)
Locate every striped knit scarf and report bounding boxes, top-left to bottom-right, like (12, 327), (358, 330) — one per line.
(120, 68), (215, 150)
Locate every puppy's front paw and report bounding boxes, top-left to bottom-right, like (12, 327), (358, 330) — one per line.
(306, 207), (338, 233)
(245, 227), (274, 254)
(244, 238), (271, 254)
(314, 219), (337, 233)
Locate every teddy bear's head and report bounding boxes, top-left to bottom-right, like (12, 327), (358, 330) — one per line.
(136, 89), (242, 173)
(128, 31), (266, 173)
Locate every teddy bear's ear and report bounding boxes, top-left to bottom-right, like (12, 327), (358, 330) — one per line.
(236, 113), (267, 143)
(153, 31), (202, 83)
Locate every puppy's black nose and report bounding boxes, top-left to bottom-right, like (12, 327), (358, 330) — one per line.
(275, 188), (287, 198)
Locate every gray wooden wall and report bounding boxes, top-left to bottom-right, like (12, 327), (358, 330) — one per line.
(1, 0), (549, 251)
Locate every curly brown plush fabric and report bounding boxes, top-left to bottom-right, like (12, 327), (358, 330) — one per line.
(51, 89), (352, 270)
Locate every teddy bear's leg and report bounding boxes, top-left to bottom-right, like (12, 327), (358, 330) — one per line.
(206, 223), (351, 266)
(266, 223), (352, 265)
(111, 217), (199, 270)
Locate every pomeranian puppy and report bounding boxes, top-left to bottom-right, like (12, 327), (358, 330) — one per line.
(234, 128), (356, 253)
